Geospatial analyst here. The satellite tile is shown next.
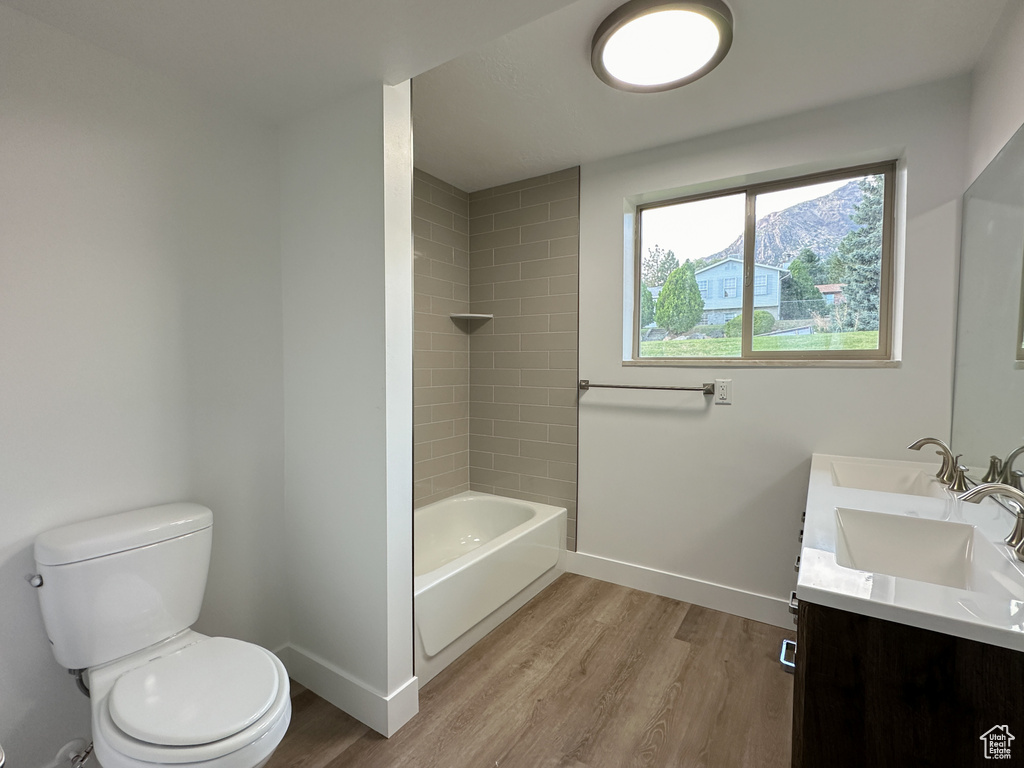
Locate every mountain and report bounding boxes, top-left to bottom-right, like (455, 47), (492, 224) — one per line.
(701, 180), (863, 268)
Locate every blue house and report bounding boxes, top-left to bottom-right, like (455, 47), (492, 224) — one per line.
(693, 258), (786, 325)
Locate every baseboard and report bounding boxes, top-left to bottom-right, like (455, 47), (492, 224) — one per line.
(565, 551), (793, 629)
(277, 644), (419, 737)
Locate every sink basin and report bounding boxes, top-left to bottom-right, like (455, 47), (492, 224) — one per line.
(830, 460), (948, 498)
(834, 506), (1024, 599)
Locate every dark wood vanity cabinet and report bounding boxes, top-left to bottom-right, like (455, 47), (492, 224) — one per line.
(791, 600), (1024, 767)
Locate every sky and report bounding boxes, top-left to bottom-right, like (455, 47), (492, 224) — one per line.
(640, 178), (849, 265)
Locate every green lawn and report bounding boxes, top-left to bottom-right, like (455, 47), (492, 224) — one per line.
(640, 331), (879, 358)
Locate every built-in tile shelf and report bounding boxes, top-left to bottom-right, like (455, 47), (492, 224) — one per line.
(449, 313), (493, 321)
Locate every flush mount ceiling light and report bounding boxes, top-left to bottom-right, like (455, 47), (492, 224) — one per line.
(591, 0), (733, 93)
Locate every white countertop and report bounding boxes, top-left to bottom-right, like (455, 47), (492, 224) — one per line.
(797, 453), (1024, 651)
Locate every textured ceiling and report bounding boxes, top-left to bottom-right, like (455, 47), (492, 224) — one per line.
(0, 0), (579, 123)
(413, 0), (1011, 191)
(3, 0), (1011, 192)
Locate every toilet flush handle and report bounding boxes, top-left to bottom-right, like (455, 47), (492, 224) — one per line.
(26, 573), (43, 588)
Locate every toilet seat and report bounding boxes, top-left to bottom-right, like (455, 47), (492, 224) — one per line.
(93, 636), (290, 766)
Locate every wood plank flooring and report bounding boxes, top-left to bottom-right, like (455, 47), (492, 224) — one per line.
(266, 574), (796, 768)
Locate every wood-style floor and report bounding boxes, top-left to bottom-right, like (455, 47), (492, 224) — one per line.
(267, 574), (796, 768)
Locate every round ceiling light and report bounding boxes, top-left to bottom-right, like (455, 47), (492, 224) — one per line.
(591, 0), (733, 93)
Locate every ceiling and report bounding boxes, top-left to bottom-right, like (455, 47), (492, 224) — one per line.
(3, 0), (1012, 192)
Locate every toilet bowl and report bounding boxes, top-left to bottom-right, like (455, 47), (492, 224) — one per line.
(31, 503), (290, 768)
(87, 632), (291, 768)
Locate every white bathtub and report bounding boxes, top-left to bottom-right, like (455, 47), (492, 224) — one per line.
(413, 491), (566, 685)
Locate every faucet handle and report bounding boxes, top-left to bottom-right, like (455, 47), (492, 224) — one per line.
(982, 455), (1004, 483)
(949, 464), (971, 493)
(1010, 470), (1024, 492)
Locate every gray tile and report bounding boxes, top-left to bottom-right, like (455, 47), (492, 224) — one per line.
(520, 255), (578, 279)
(431, 434), (469, 457)
(548, 197), (579, 221)
(549, 236), (579, 258)
(493, 278), (550, 300)
(471, 368), (521, 386)
(431, 225), (470, 253)
(493, 386), (549, 405)
(548, 313), (578, 332)
(416, 199), (455, 228)
(547, 350), (578, 369)
(492, 419), (548, 441)
(548, 461), (577, 482)
(470, 401), (521, 422)
(548, 388), (579, 407)
(493, 203), (550, 231)
(470, 333), (521, 352)
(470, 215), (494, 235)
(493, 351), (549, 369)
(469, 418), (494, 436)
(521, 369), (577, 388)
(470, 262), (522, 284)
(468, 191), (521, 218)
(547, 424), (578, 445)
(521, 294), (577, 316)
(520, 439), (577, 463)
(470, 467), (520, 491)
(492, 314), (548, 335)
(521, 331), (577, 351)
(520, 217), (579, 244)
(492, 241), (549, 265)
(520, 404), (577, 426)
(520, 178), (579, 207)
(414, 420), (454, 444)
(469, 385), (494, 403)
(470, 227), (521, 251)
(493, 454), (549, 478)
(549, 274), (578, 296)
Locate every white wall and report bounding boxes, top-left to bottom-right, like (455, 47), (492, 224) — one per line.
(0, 5), (287, 766)
(967, 0), (1024, 185)
(280, 82), (417, 737)
(575, 78), (970, 625)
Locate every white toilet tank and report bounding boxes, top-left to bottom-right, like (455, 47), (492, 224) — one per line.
(34, 503), (213, 670)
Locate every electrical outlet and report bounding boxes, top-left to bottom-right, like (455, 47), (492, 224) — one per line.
(715, 378), (732, 405)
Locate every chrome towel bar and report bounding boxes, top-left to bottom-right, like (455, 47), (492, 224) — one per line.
(578, 379), (714, 395)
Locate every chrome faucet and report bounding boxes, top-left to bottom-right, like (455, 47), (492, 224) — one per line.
(907, 437), (956, 484)
(958, 482), (1024, 560)
(1000, 445), (1024, 485)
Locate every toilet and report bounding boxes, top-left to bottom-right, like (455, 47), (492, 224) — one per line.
(32, 503), (290, 768)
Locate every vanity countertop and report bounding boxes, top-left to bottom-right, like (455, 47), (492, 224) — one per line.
(798, 453), (1024, 651)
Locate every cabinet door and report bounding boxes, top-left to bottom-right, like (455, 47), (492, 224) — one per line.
(792, 601), (1024, 767)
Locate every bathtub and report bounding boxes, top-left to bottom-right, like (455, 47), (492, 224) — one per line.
(413, 491), (566, 685)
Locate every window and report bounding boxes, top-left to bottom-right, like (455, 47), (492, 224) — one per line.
(632, 161), (896, 362)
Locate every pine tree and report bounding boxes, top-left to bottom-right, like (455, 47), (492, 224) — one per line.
(640, 282), (655, 327)
(781, 260), (827, 320)
(834, 175), (885, 330)
(654, 262), (704, 334)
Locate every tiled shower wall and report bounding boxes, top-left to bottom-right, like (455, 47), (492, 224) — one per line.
(412, 166), (580, 549)
(466, 168), (580, 550)
(413, 170), (470, 508)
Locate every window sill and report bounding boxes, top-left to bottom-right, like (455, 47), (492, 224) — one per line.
(623, 358), (902, 369)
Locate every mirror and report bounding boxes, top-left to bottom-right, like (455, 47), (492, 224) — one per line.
(952, 120), (1024, 465)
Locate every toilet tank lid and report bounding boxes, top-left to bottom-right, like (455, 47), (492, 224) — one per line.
(35, 503), (212, 566)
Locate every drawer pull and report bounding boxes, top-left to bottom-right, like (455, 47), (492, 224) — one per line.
(780, 638), (797, 672)
(794, 554), (801, 572)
